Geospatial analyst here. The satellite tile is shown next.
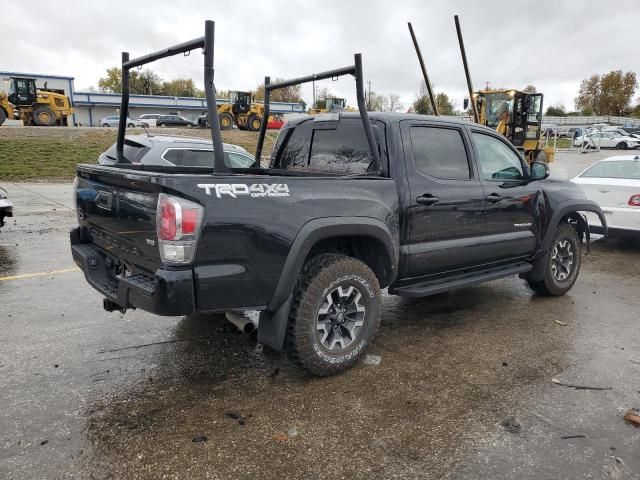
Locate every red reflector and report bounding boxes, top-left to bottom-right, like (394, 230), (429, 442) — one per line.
(182, 208), (199, 234)
(159, 199), (176, 240)
(629, 194), (640, 207)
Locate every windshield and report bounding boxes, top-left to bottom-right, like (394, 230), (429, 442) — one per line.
(484, 93), (514, 128)
(581, 160), (640, 179)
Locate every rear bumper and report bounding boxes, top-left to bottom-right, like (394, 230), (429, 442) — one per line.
(70, 228), (195, 316)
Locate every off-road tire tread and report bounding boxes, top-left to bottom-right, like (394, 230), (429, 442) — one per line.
(285, 253), (381, 376)
(527, 223), (581, 296)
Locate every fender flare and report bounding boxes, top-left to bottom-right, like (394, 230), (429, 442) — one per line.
(527, 200), (607, 282)
(541, 199), (607, 252)
(257, 217), (398, 351)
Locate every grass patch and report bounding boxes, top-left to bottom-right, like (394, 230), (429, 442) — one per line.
(545, 138), (572, 149)
(0, 129), (278, 181)
(0, 137), (115, 181)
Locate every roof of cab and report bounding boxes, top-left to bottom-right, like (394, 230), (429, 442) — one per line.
(283, 111), (483, 129)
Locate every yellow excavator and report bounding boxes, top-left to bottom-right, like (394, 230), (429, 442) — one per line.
(198, 90), (264, 131)
(0, 77), (73, 126)
(309, 97), (356, 115)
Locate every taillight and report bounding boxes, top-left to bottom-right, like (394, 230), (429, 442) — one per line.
(629, 194), (640, 207)
(156, 193), (203, 265)
(627, 194), (640, 207)
(158, 199), (177, 240)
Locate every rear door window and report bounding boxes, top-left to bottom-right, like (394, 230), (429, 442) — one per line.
(409, 126), (471, 179)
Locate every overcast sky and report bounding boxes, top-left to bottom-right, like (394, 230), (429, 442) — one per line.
(3, 0), (639, 111)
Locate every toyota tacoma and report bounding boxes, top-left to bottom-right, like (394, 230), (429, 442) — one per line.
(70, 22), (606, 376)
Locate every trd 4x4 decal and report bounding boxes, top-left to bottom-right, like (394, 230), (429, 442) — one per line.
(197, 183), (290, 198)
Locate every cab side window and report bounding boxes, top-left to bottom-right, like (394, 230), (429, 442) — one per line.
(472, 132), (525, 181)
(409, 126), (471, 179)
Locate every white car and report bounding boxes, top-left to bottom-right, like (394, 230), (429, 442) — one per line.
(137, 113), (163, 127)
(571, 155), (640, 237)
(99, 115), (148, 128)
(574, 131), (640, 150)
(602, 127), (640, 139)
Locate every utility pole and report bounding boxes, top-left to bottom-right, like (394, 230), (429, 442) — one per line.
(367, 80), (372, 110)
(312, 79), (316, 107)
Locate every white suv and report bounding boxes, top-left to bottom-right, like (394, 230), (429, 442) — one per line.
(137, 114), (163, 127)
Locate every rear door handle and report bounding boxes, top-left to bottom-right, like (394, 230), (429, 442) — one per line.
(416, 194), (439, 206)
(485, 193), (503, 203)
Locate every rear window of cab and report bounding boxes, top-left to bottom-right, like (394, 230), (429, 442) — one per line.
(270, 118), (384, 175)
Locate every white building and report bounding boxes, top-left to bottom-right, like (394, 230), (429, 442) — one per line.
(0, 70), (305, 126)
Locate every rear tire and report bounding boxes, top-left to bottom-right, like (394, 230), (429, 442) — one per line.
(32, 105), (56, 126)
(285, 254), (381, 376)
(219, 113), (234, 130)
(103, 123), (110, 127)
(127, 123), (134, 128)
(527, 223), (581, 296)
(616, 142), (627, 150)
(0, 108), (6, 126)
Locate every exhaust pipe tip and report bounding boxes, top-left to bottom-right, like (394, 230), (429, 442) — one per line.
(225, 311), (256, 335)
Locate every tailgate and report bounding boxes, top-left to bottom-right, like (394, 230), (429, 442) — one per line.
(75, 166), (162, 273)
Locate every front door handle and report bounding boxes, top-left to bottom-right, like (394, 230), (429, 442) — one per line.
(485, 193), (503, 203)
(416, 194), (439, 206)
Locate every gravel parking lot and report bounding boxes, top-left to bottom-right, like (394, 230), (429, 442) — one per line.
(1, 151), (639, 479)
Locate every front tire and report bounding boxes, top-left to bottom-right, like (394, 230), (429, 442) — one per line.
(527, 223), (581, 296)
(616, 142), (627, 150)
(0, 108), (6, 126)
(219, 112), (234, 130)
(158, 123), (166, 128)
(285, 254), (381, 376)
(127, 123), (134, 128)
(186, 123), (192, 129)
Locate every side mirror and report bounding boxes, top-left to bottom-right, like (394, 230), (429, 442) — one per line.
(530, 161), (550, 181)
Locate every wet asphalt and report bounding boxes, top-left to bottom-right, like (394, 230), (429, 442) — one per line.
(1, 150), (639, 479)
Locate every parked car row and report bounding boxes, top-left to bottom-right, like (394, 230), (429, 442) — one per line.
(574, 131), (640, 150)
(98, 114), (197, 128)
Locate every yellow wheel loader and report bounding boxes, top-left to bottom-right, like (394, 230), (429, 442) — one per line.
(0, 77), (73, 126)
(198, 91), (264, 131)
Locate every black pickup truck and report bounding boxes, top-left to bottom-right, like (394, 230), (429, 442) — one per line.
(70, 23), (606, 376)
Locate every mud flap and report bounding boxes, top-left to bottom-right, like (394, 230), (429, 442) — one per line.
(257, 295), (292, 351)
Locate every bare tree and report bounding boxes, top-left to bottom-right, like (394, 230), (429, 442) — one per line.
(383, 93), (403, 112)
